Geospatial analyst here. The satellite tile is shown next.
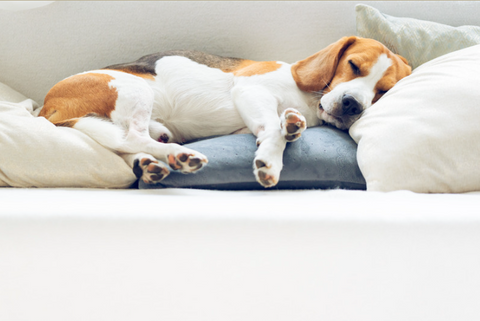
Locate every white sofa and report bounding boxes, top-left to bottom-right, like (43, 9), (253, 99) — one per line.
(2, 2), (480, 321)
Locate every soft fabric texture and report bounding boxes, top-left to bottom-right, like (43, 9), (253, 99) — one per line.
(356, 4), (480, 69)
(1, 81), (365, 190)
(0, 82), (136, 188)
(140, 127), (366, 190)
(0, 80), (364, 190)
(350, 44), (480, 193)
(3, 188), (480, 321)
(0, 82), (31, 103)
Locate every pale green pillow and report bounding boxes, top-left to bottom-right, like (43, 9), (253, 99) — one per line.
(356, 4), (480, 69)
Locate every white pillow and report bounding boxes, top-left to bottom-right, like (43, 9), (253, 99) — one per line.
(0, 83), (136, 188)
(349, 44), (480, 193)
(0, 82), (31, 103)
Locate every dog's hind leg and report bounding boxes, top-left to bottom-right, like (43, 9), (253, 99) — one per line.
(107, 72), (208, 175)
(43, 70), (207, 182)
(67, 115), (207, 184)
(70, 115), (208, 180)
(118, 128), (208, 174)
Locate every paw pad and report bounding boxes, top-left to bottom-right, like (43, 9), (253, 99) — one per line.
(168, 152), (208, 173)
(281, 109), (306, 142)
(158, 133), (169, 143)
(133, 157), (170, 184)
(254, 158), (278, 188)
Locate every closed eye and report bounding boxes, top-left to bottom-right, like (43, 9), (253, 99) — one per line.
(349, 60), (361, 75)
(373, 89), (389, 103)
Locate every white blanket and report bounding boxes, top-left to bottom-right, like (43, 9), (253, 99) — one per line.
(4, 188), (480, 219)
(2, 188), (480, 321)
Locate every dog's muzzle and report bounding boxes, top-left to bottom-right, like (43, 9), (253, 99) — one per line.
(341, 94), (362, 116)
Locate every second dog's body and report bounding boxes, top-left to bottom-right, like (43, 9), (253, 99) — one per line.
(39, 36), (411, 187)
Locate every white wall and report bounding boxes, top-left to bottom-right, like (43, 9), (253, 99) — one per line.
(1, 1), (480, 104)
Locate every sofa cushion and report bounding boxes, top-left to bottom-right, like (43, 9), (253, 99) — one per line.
(0, 83), (136, 188)
(0, 81), (365, 190)
(356, 4), (480, 69)
(350, 44), (480, 193)
(139, 127), (366, 190)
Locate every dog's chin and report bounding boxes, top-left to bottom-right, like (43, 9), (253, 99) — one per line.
(317, 105), (359, 130)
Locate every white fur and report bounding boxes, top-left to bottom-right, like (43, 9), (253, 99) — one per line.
(150, 57), (244, 143)
(73, 116), (125, 150)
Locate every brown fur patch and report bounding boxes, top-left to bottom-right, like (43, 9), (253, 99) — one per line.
(230, 61), (282, 77)
(156, 51), (282, 76)
(105, 50), (282, 80)
(39, 73), (118, 124)
(104, 50), (246, 78)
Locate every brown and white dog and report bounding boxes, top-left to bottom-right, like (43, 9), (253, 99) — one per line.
(38, 36), (411, 187)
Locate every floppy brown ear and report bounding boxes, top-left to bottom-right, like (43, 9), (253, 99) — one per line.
(394, 53), (412, 76)
(291, 36), (357, 92)
(396, 53), (409, 65)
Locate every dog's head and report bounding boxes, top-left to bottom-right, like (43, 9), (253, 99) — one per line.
(292, 36), (411, 129)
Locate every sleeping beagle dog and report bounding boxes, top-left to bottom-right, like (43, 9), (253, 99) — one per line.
(39, 36), (411, 187)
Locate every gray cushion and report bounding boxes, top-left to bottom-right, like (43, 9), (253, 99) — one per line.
(138, 126), (366, 190)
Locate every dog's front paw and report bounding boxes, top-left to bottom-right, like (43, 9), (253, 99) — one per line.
(133, 156), (170, 184)
(167, 149), (208, 173)
(281, 108), (306, 142)
(253, 157), (281, 188)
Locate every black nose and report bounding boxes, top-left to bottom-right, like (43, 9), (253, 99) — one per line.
(342, 94), (362, 115)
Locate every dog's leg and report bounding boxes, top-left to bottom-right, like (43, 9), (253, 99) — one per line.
(42, 70), (207, 183)
(70, 115), (207, 180)
(104, 74), (208, 177)
(69, 106), (206, 181)
(232, 85), (289, 188)
(119, 129), (208, 174)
